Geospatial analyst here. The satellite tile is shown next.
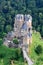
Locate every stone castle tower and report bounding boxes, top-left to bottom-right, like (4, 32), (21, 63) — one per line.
(14, 14), (24, 37)
(14, 14), (32, 45)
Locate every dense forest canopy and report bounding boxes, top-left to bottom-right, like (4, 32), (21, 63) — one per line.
(0, 0), (43, 38)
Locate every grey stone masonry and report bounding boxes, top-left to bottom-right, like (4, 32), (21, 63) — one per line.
(14, 14), (32, 45)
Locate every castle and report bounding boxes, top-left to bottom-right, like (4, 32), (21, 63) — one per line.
(3, 14), (32, 48)
(14, 14), (32, 45)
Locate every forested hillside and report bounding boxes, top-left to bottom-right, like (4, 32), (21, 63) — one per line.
(0, 0), (43, 38)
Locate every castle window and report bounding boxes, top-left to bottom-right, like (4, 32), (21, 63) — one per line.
(28, 28), (31, 31)
(21, 16), (22, 19)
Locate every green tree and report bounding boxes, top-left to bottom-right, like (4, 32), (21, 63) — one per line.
(0, 38), (3, 46)
(5, 25), (12, 32)
(0, 15), (5, 32)
(40, 26), (43, 38)
(0, 0), (43, 38)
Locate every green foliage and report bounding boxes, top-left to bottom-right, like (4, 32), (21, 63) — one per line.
(35, 45), (42, 54)
(0, 46), (24, 65)
(29, 32), (43, 65)
(0, 15), (5, 32)
(5, 25), (12, 32)
(40, 26), (43, 38)
(0, 38), (3, 46)
(0, 32), (7, 38)
(13, 38), (19, 44)
(0, 0), (43, 37)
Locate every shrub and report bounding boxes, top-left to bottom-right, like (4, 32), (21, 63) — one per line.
(13, 38), (19, 44)
(35, 45), (42, 54)
(0, 32), (6, 38)
(0, 53), (5, 58)
(6, 25), (12, 33)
